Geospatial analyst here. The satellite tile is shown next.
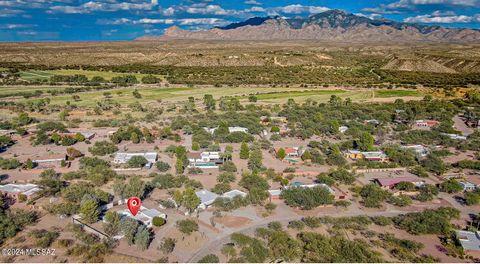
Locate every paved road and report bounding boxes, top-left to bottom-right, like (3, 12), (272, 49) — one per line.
(453, 114), (474, 136)
(187, 208), (417, 262)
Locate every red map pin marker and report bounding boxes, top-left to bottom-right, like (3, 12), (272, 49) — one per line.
(127, 197), (141, 216)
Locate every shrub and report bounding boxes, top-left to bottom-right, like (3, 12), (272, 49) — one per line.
(219, 161), (237, 172)
(440, 179), (463, 194)
(264, 202), (277, 212)
(334, 200), (351, 208)
(389, 195), (413, 207)
(287, 220), (305, 230)
(127, 156), (148, 168)
(155, 161), (171, 172)
(393, 207), (460, 235)
(152, 217), (166, 227)
(198, 254), (219, 263)
(281, 186), (334, 210)
(88, 141), (118, 156)
(302, 216), (321, 228)
(370, 216), (393, 226)
(159, 237), (176, 254)
(360, 184), (390, 208)
(176, 219), (199, 235)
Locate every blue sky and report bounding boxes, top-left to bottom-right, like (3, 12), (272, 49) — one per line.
(1, 0), (479, 41)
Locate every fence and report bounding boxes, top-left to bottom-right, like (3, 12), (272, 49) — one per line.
(71, 216), (110, 240)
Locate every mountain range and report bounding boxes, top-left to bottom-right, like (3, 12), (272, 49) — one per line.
(137, 10), (480, 43)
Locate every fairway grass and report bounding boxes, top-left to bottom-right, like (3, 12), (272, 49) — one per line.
(19, 69), (163, 81)
(13, 86), (426, 108)
(374, 89), (423, 98)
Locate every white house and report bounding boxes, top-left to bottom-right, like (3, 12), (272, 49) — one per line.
(187, 152), (222, 168)
(32, 154), (66, 164)
(222, 190), (247, 200)
(0, 183), (41, 200)
(402, 145), (429, 158)
(228, 127), (249, 133)
(456, 230), (480, 252)
(460, 181), (477, 192)
(275, 147), (303, 158)
(442, 133), (467, 140)
(203, 127), (217, 135)
(339, 126), (349, 133)
(117, 206), (166, 228)
(195, 189), (219, 210)
(203, 127), (249, 135)
(113, 152), (157, 164)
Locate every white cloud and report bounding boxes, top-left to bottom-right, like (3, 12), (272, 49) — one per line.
(0, 0), (73, 8)
(363, 0), (479, 14)
(186, 5), (233, 15)
(17, 30), (38, 35)
(246, 6), (265, 12)
(404, 11), (480, 23)
(49, 1), (155, 14)
(155, 4), (242, 16)
(274, 5), (330, 15)
(178, 18), (225, 25)
(244, 0), (261, 5)
(160, 6), (176, 16)
(0, 8), (24, 17)
(354, 13), (383, 20)
(138, 18), (175, 24)
(407, 14), (480, 23)
(104, 17), (228, 26)
(0, 24), (36, 29)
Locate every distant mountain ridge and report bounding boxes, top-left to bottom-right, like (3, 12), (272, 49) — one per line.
(137, 9), (480, 43)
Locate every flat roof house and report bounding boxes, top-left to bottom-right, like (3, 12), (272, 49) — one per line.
(222, 190), (247, 200)
(268, 189), (282, 201)
(362, 151), (388, 162)
(32, 154), (66, 164)
(0, 183), (41, 201)
(275, 147), (302, 158)
(117, 206), (166, 228)
(113, 152), (158, 164)
(228, 127), (249, 133)
(457, 230), (480, 252)
(345, 150), (388, 162)
(195, 189), (219, 210)
(402, 145), (429, 159)
(375, 177), (425, 190)
(460, 181), (477, 192)
(415, 120), (439, 128)
(203, 126), (249, 135)
(187, 152), (223, 168)
(29, 154), (66, 168)
(442, 133), (467, 141)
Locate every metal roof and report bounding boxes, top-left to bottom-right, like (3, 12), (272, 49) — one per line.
(0, 183), (40, 194)
(457, 230), (480, 251)
(195, 189), (219, 205)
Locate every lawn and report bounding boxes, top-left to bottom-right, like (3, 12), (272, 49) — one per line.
(14, 86), (428, 108)
(19, 70), (163, 81)
(247, 89), (346, 100)
(0, 86), (66, 96)
(20, 71), (54, 81)
(374, 89), (423, 98)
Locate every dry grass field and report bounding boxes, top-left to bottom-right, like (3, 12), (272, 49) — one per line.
(0, 41), (479, 73)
